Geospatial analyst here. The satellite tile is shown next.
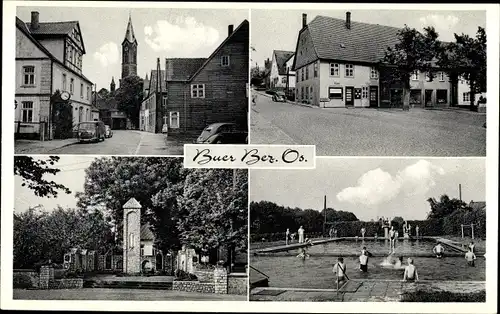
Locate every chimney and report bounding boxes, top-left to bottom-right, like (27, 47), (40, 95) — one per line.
(31, 11), (40, 30)
(302, 13), (307, 28)
(228, 24), (234, 37)
(346, 11), (351, 29)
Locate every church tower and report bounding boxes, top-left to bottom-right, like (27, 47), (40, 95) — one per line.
(121, 14), (137, 80)
(110, 76), (116, 93)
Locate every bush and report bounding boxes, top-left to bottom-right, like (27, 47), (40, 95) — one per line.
(13, 273), (36, 289)
(174, 269), (198, 281)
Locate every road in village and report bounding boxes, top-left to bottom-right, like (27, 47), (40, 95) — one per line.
(250, 91), (486, 156)
(44, 130), (183, 155)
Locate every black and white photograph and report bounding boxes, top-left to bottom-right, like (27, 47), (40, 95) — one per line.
(249, 158), (486, 302)
(250, 10), (487, 156)
(14, 7), (249, 156)
(12, 156), (248, 300)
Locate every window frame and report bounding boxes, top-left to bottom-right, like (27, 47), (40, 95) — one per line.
(305, 65), (309, 80)
(80, 83), (84, 98)
(221, 55), (230, 67)
(411, 71), (419, 81)
(190, 84), (205, 98)
(370, 67), (378, 79)
(345, 64), (354, 78)
(162, 95), (168, 107)
(70, 78), (74, 94)
(314, 62), (318, 78)
(62, 74), (67, 91)
(21, 101), (34, 122)
(362, 86), (368, 98)
(22, 66), (36, 86)
(438, 71), (445, 82)
(169, 111), (180, 129)
(329, 63), (339, 77)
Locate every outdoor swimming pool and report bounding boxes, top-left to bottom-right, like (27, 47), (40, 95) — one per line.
(251, 240), (485, 289)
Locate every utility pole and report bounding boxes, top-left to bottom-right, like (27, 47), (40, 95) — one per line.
(323, 195), (327, 237)
(459, 184), (462, 201)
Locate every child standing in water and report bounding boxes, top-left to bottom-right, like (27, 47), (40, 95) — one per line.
(333, 257), (348, 284)
(403, 258), (419, 282)
(465, 247), (477, 267)
(394, 256), (404, 269)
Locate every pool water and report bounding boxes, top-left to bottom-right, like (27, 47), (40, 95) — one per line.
(307, 239), (435, 256)
(251, 240), (485, 289)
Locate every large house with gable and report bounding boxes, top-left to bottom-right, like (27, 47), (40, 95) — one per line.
(15, 11), (97, 140)
(140, 20), (249, 138)
(269, 50), (295, 92)
(293, 12), (456, 109)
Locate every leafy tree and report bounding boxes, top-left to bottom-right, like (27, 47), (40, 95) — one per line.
(381, 25), (441, 108)
(76, 157), (186, 253)
(115, 75), (144, 127)
(391, 216), (405, 231)
(176, 169), (248, 253)
(438, 27), (486, 110)
(13, 206), (113, 269)
(426, 194), (469, 219)
(14, 156), (71, 198)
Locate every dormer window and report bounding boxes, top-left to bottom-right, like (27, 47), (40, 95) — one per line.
(340, 44), (346, 48)
(221, 55), (230, 67)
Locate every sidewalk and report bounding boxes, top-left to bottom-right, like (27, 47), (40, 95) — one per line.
(15, 138), (78, 154)
(250, 108), (297, 145)
(253, 90), (316, 109)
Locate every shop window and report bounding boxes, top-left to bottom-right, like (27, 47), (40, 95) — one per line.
(328, 87), (343, 99)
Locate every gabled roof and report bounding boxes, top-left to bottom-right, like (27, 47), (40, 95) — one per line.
(140, 223), (155, 241)
(27, 21), (78, 36)
(296, 15), (401, 68)
(273, 50), (294, 75)
(165, 58), (207, 82)
(16, 17), (92, 84)
(189, 19), (249, 82)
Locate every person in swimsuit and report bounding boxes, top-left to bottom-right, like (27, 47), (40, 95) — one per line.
(465, 247), (477, 267)
(333, 257), (347, 283)
(403, 258), (419, 282)
(394, 256), (404, 269)
(433, 242), (445, 258)
(468, 241), (475, 253)
(359, 251), (369, 272)
(285, 228), (290, 245)
(389, 226), (396, 252)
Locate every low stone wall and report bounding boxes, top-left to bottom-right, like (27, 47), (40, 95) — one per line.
(194, 269), (214, 283)
(172, 281), (215, 293)
(49, 279), (84, 289)
(228, 273), (248, 295)
(13, 270), (39, 289)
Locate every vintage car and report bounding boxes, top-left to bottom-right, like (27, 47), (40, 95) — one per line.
(272, 91), (286, 102)
(196, 123), (248, 144)
(77, 121), (106, 143)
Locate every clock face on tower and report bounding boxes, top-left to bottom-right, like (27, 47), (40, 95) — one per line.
(124, 46), (129, 52)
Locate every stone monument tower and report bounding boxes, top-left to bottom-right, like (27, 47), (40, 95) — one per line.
(123, 197), (141, 274)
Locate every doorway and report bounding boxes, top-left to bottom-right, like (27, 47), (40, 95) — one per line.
(345, 86), (354, 107)
(369, 86), (379, 107)
(425, 89), (433, 107)
(156, 254), (163, 270)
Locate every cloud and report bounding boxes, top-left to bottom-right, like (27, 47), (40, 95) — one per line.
(336, 160), (445, 206)
(144, 16), (220, 55)
(419, 14), (460, 41)
(93, 42), (119, 67)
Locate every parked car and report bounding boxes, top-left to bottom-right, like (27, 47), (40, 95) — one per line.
(77, 121), (106, 143)
(272, 91), (286, 102)
(105, 125), (113, 138)
(196, 123), (248, 144)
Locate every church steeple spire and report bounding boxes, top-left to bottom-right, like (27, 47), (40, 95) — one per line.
(121, 14), (138, 79)
(123, 13), (137, 44)
(110, 76), (116, 93)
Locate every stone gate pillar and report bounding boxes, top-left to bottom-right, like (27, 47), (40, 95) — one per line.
(214, 266), (228, 294)
(123, 198), (142, 274)
(39, 265), (54, 289)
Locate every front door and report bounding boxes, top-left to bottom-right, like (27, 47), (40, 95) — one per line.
(345, 87), (354, 107)
(425, 89), (433, 107)
(369, 86), (379, 107)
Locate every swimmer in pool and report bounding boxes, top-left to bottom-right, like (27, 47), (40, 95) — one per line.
(433, 242), (445, 258)
(465, 247), (477, 267)
(403, 258), (419, 282)
(389, 226), (396, 252)
(394, 256), (404, 269)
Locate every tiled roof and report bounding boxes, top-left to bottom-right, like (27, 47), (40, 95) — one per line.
(165, 58), (207, 82)
(26, 21), (78, 35)
(274, 50), (294, 75)
(469, 201), (486, 211)
(303, 15), (401, 65)
(140, 223), (155, 241)
(123, 15), (137, 43)
(95, 93), (118, 110)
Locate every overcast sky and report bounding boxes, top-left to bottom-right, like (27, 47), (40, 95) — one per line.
(15, 156), (96, 213)
(16, 6), (248, 90)
(251, 9), (486, 68)
(250, 158), (485, 221)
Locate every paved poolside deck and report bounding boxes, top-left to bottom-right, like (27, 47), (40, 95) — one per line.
(250, 279), (486, 302)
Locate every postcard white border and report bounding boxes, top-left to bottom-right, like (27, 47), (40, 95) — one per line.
(2, 1), (499, 313)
